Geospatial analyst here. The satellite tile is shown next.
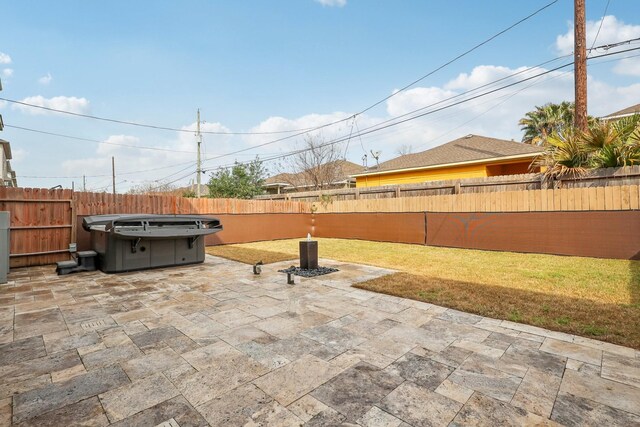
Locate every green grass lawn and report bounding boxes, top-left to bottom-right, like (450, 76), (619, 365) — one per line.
(207, 238), (640, 349)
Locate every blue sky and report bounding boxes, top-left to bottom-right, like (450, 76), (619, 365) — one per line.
(1, 0), (639, 191)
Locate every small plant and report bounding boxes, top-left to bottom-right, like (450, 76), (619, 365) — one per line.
(583, 323), (607, 336)
(508, 309), (523, 322)
(319, 194), (333, 208)
(555, 316), (571, 325)
(541, 304), (550, 314)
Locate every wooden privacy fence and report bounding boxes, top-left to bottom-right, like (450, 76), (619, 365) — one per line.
(1, 188), (310, 267)
(3, 185), (640, 267)
(258, 165), (640, 202)
(313, 184), (640, 213)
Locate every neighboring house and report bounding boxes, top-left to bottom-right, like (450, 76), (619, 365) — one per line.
(601, 104), (640, 121)
(263, 160), (364, 194)
(353, 134), (543, 188)
(0, 139), (17, 187)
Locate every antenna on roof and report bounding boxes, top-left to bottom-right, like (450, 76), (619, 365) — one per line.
(362, 154), (368, 169)
(370, 150), (381, 168)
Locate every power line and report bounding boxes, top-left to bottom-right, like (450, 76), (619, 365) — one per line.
(4, 124), (197, 153)
(588, 0), (612, 55)
(202, 46), (640, 175)
(356, 0), (559, 116)
(0, 97), (313, 135)
(17, 44), (638, 183)
(1, 1), (559, 147)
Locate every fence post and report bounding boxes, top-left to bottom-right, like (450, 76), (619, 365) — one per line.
(454, 182), (461, 195)
(395, 187), (401, 198)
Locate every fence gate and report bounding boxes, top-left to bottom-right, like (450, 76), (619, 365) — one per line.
(0, 187), (74, 268)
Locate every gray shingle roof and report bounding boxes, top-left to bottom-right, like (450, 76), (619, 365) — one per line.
(357, 134), (543, 175)
(602, 103), (640, 119)
(264, 160), (364, 187)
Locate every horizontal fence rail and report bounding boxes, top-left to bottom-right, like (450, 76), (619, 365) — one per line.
(258, 165), (640, 202)
(313, 185), (640, 213)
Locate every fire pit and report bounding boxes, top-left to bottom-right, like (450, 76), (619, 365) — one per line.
(82, 214), (222, 273)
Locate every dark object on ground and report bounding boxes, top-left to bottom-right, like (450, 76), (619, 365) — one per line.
(299, 240), (318, 270)
(56, 250), (98, 275)
(82, 214), (222, 273)
(253, 260), (263, 275)
(279, 266), (339, 277)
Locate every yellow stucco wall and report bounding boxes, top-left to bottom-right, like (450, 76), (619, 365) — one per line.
(355, 159), (537, 188)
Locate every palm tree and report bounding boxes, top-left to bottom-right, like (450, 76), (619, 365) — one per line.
(585, 114), (640, 168)
(534, 114), (640, 178)
(519, 102), (575, 146)
(533, 128), (590, 178)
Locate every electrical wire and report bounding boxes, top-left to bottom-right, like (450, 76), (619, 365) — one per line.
(4, 125), (197, 153)
(0, 98), (313, 135)
(200, 46), (640, 175)
(588, 0), (612, 56)
(0, 1), (559, 146)
(356, 0), (559, 116)
(17, 44), (638, 184)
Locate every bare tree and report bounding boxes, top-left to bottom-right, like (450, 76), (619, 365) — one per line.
(396, 144), (413, 156)
(127, 181), (177, 195)
(280, 134), (346, 191)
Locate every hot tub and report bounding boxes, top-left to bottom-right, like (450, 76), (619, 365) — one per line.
(82, 214), (222, 273)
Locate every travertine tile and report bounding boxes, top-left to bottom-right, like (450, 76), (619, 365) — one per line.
(0, 336), (46, 367)
(80, 344), (142, 370)
(12, 397), (109, 427)
(551, 392), (640, 426)
(108, 395), (207, 427)
(451, 392), (557, 426)
(559, 369), (640, 415)
(601, 351), (640, 388)
(434, 379), (474, 404)
(311, 362), (403, 422)
(13, 366), (129, 423)
(0, 350), (81, 385)
(121, 348), (188, 380)
(174, 349), (269, 407)
(357, 406), (404, 427)
(385, 352), (453, 390)
(51, 364), (87, 383)
(448, 357), (522, 402)
(99, 373), (179, 422)
(380, 381), (462, 427)
(196, 383), (300, 427)
(540, 337), (602, 365)
(287, 395), (329, 422)
(254, 354), (342, 406)
(511, 368), (562, 418)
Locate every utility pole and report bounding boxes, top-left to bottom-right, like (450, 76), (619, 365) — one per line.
(111, 156), (116, 196)
(83, 175), (86, 192)
(574, 0), (588, 132)
(196, 109), (202, 198)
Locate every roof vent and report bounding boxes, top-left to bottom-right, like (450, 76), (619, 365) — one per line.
(464, 134), (473, 139)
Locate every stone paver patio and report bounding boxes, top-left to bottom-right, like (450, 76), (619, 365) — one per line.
(1, 255), (639, 426)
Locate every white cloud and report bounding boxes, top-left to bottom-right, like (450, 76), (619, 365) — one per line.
(97, 135), (142, 155)
(314, 0), (346, 7)
(556, 15), (640, 55)
(387, 87), (457, 116)
(0, 52), (11, 64)
(1, 68), (13, 77)
(12, 95), (90, 115)
(38, 73), (53, 85)
(613, 57), (640, 76)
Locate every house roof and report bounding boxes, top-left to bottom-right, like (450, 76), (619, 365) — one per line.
(602, 103), (640, 120)
(354, 134), (543, 177)
(264, 160), (364, 188)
